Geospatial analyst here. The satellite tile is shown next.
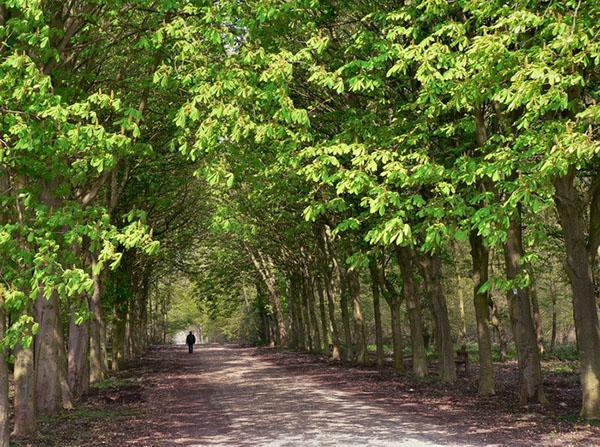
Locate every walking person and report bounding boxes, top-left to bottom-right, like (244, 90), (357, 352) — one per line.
(186, 331), (196, 353)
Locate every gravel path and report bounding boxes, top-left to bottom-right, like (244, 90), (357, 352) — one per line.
(120, 345), (597, 447)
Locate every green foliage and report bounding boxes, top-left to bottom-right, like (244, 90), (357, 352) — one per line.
(165, 281), (204, 335)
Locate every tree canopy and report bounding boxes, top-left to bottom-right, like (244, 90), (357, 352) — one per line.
(0, 1), (599, 444)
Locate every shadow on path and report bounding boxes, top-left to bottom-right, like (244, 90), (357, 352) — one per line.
(122, 345), (597, 447)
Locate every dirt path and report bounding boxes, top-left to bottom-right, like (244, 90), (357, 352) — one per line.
(114, 345), (597, 447)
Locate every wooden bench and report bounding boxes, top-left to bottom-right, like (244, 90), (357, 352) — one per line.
(455, 346), (469, 375)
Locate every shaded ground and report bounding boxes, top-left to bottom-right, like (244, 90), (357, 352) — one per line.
(15, 345), (600, 446)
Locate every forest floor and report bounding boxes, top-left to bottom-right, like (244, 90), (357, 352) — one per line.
(13, 344), (600, 446)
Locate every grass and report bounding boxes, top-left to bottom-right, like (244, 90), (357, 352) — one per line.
(559, 415), (600, 427)
(367, 341), (581, 364)
(542, 344), (579, 361)
(90, 376), (139, 391)
(12, 406), (145, 447)
(40, 407), (140, 423)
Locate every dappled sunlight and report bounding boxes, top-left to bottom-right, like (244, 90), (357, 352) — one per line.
(111, 345), (600, 447)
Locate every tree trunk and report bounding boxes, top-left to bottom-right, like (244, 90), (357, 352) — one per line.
(348, 268), (367, 364)
(68, 313), (90, 398)
(396, 247), (427, 377)
(125, 309), (134, 360)
(300, 276), (314, 351)
(530, 280), (545, 355)
(13, 342), (35, 437)
(0, 291), (10, 447)
(369, 259), (385, 370)
(88, 253), (106, 382)
(458, 284), (467, 341)
(112, 301), (127, 371)
(247, 249), (288, 346)
(316, 225), (341, 359)
(291, 275), (306, 350)
(419, 253), (456, 384)
(132, 272), (149, 357)
(257, 281), (274, 346)
(470, 231), (496, 395)
(554, 171), (600, 419)
(305, 273), (322, 353)
(58, 322), (74, 410)
(377, 259), (405, 374)
(324, 267), (341, 360)
(322, 227), (352, 361)
(35, 289), (72, 416)
(490, 301), (508, 362)
(452, 247), (467, 341)
(289, 277), (301, 349)
(35, 182), (72, 413)
(503, 209), (546, 404)
(339, 268), (353, 362)
(550, 283), (557, 351)
(316, 277), (329, 352)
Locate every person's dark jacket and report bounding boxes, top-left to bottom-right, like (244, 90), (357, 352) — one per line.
(186, 333), (196, 345)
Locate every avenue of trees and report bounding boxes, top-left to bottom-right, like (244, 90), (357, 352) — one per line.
(0, 0), (599, 444)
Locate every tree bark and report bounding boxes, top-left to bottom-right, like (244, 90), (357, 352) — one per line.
(35, 289), (72, 416)
(452, 245), (467, 341)
(0, 291), (10, 447)
(369, 259), (385, 370)
(550, 282), (557, 352)
(88, 252), (106, 382)
(419, 253), (456, 384)
(258, 281), (275, 346)
(348, 268), (367, 364)
(316, 225), (341, 359)
(490, 301), (508, 361)
(112, 300), (128, 371)
(323, 267), (341, 360)
(305, 272), (322, 352)
(396, 247), (427, 377)
(503, 209), (546, 404)
(530, 279), (545, 355)
(288, 276), (302, 349)
(316, 276), (329, 352)
(554, 171), (600, 419)
(377, 258), (405, 374)
(338, 266), (353, 361)
(68, 312), (90, 398)
(470, 231), (496, 395)
(13, 342), (35, 437)
(247, 248), (288, 347)
(322, 226), (352, 361)
(300, 276), (314, 351)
